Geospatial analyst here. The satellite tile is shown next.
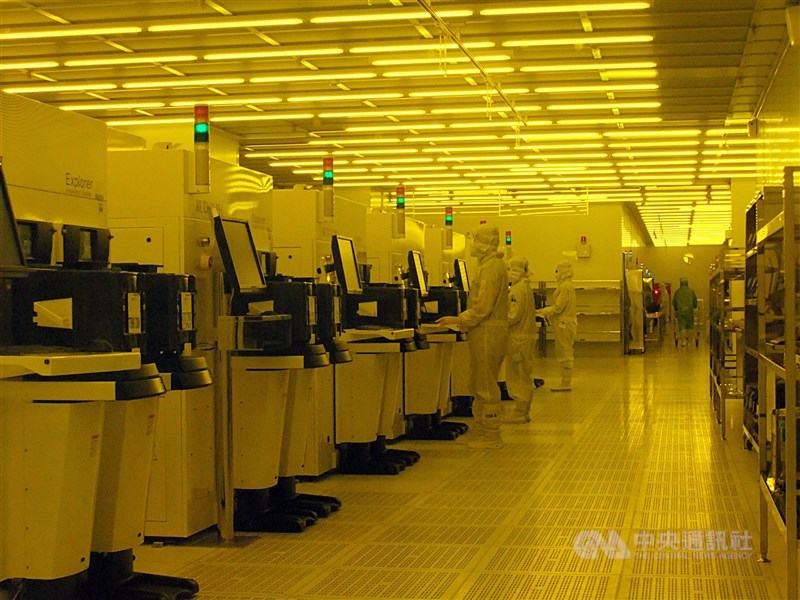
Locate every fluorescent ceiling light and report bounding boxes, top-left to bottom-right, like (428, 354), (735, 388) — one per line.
(450, 120), (550, 128)
(333, 148), (419, 155)
(148, 18), (302, 32)
(59, 101), (166, 111)
(287, 92), (403, 102)
(700, 158), (756, 164)
(294, 168), (367, 174)
(250, 72), (376, 83)
(612, 150), (699, 158)
(372, 55), (510, 66)
(524, 153), (608, 159)
(64, 54), (198, 67)
(624, 174), (696, 180)
(313, 175), (386, 181)
(703, 139), (757, 145)
(521, 61), (656, 73)
(482, 3), (650, 16)
(213, 113), (314, 122)
(382, 67), (514, 78)
(170, 97), (281, 107)
(605, 129), (701, 138)
(352, 158), (434, 164)
(547, 102), (661, 111)
(122, 77), (244, 89)
(0, 26), (141, 40)
(372, 166), (448, 172)
(107, 118), (193, 126)
(535, 83), (659, 93)
(409, 88), (529, 98)
(406, 134), (498, 142)
(269, 161), (332, 167)
(345, 124), (445, 132)
(453, 163), (531, 170)
(0, 61), (58, 70)
(520, 143), (605, 150)
(246, 150), (322, 158)
(350, 42), (494, 54)
(205, 48), (344, 60)
(431, 105), (541, 115)
(537, 162), (614, 168)
(438, 155), (521, 162)
(421, 146), (510, 153)
(705, 128), (749, 136)
(619, 167), (696, 173)
(308, 138), (400, 145)
(507, 133), (602, 141)
(701, 149), (757, 155)
(3, 83), (117, 94)
(319, 109), (425, 118)
(608, 140), (699, 148)
(311, 10), (472, 24)
(556, 117), (661, 125)
(619, 160), (696, 166)
(699, 165), (758, 171)
(503, 35), (653, 47)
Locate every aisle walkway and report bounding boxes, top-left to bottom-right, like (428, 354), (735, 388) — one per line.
(138, 343), (782, 599)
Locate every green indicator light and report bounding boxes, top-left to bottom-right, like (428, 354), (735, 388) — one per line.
(506, 236), (512, 244)
(397, 197), (405, 207)
(323, 169), (334, 179)
(194, 123), (209, 134)
(445, 215), (453, 224)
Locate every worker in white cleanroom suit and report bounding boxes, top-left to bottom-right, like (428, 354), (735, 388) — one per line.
(437, 223), (509, 448)
(505, 256), (537, 423)
(537, 261), (577, 391)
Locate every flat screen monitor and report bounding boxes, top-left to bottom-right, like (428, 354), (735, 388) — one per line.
(213, 217), (265, 292)
(407, 250), (428, 297)
(0, 164), (26, 268)
(454, 258), (470, 292)
(331, 235), (362, 294)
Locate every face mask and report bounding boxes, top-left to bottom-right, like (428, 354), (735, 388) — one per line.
(509, 269), (523, 284)
(469, 242), (481, 257)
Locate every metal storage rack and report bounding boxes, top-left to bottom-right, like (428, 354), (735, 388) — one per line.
(541, 280), (622, 344)
(708, 245), (745, 440)
(746, 167), (800, 600)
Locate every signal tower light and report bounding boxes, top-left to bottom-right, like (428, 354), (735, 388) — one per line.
(193, 104), (210, 189)
(396, 186), (406, 210)
(193, 105), (209, 143)
(323, 157), (334, 186)
(505, 230), (512, 245)
(396, 185), (406, 238)
(444, 206), (453, 250)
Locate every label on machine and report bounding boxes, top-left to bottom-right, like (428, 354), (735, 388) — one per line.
(180, 292), (194, 331)
(127, 293), (142, 334)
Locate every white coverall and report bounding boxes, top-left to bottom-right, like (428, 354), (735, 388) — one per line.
(506, 256), (537, 422)
(538, 261), (577, 391)
(457, 225), (509, 445)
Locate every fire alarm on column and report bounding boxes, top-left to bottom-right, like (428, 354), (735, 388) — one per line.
(580, 236), (587, 244)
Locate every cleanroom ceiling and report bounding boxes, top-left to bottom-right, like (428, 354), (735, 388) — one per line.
(0, 0), (790, 246)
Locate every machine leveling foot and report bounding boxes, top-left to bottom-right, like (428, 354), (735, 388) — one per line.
(84, 550), (199, 600)
(370, 436), (420, 466)
(272, 477), (342, 517)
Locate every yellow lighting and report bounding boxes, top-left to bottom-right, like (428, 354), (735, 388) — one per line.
(406, 134), (498, 142)
(524, 153), (608, 160)
(624, 174), (696, 180)
(519, 143), (605, 150)
(482, 3), (650, 16)
(269, 161), (332, 167)
(345, 124), (445, 132)
(148, 18), (302, 32)
(547, 101), (661, 111)
(372, 55), (510, 66)
(618, 160), (696, 166)
(612, 150), (698, 158)
(700, 158), (756, 165)
(170, 97), (281, 107)
(350, 42), (494, 54)
(107, 118), (193, 126)
(453, 164), (531, 170)
(333, 148), (419, 155)
(382, 67), (514, 78)
(438, 155), (521, 163)
(0, 26), (141, 40)
(246, 150), (322, 158)
(705, 128), (749, 136)
(313, 174), (386, 181)
(699, 165), (758, 171)
(409, 88), (529, 98)
(608, 140), (699, 148)
(503, 35), (653, 47)
(605, 129), (701, 138)
(122, 77), (244, 89)
(294, 168), (367, 174)
(3, 83), (117, 94)
(323, 110), (427, 120)
(64, 54), (198, 67)
(619, 167), (696, 173)
(556, 117), (661, 125)
(451, 120), (550, 128)
(431, 105), (541, 115)
(287, 92), (403, 102)
(308, 138), (400, 145)
(701, 149), (757, 155)
(703, 139), (757, 146)
(372, 166), (448, 172)
(0, 61), (59, 70)
(59, 101), (166, 111)
(522, 61), (656, 73)
(507, 132), (602, 141)
(421, 146), (510, 153)
(311, 10), (472, 24)
(535, 83), (659, 93)
(205, 48), (344, 60)
(251, 72), (376, 83)
(353, 157), (433, 164)
(537, 162), (614, 169)
(213, 113), (314, 122)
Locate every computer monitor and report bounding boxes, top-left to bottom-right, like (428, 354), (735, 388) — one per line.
(213, 216), (265, 292)
(331, 235), (363, 294)
(454, 258), (470, 292)
(407, 250), (428, 298)
(0, 164), (26, 269)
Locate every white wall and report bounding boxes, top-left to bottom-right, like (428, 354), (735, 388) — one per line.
(416, 203), (625, 282)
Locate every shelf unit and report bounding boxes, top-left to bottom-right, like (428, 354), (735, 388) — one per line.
(746, 167), (800, 600)
(540, 280), (622, 344)
(708, 245), (745, 440)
